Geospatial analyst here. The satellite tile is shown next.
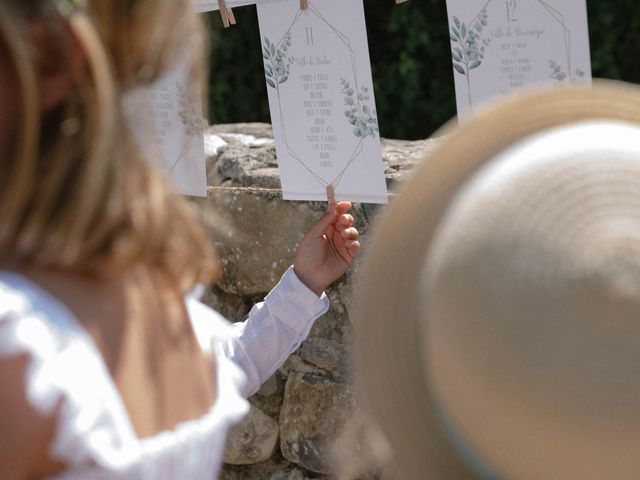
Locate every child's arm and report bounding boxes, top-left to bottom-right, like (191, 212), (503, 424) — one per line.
(209, 202), (360, 397)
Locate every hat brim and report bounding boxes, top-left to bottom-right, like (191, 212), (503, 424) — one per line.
(355, 80), (640, 479)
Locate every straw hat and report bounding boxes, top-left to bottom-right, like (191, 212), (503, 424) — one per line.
(355, 81), (640, 479)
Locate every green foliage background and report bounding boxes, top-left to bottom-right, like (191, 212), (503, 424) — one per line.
(205, 0), (640, 140)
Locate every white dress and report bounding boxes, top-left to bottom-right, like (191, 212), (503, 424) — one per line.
(0, 267), (329, 480)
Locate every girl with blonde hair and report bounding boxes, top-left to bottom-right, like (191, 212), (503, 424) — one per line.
(0, 1), (360, 478)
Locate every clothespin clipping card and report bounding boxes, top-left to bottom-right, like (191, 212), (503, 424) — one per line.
(326, 186), (336, 211)
(218, 0), (237, 27)
(300, 0), (308, 10)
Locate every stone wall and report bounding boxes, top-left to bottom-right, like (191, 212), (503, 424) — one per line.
(194, 124), (438, 479)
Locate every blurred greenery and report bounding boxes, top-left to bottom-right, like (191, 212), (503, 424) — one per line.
(205, 0), (640, 140)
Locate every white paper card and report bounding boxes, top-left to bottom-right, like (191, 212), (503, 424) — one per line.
(446, 0), (592, 116)
(123, 61), (207, 197)
(257, 0), (388, 204)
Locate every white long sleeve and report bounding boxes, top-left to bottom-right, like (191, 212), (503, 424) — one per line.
(187, 267), (330, 398)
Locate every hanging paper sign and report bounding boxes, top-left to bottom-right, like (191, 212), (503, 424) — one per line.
(446, 0), (592, 117)
(123, 60), (207, 197)
(257, 0), (388, 204)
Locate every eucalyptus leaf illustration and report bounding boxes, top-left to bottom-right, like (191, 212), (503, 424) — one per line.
(263, 32), (293, 89)
(177, 82), (203, 137)
(170, 81), (203, 173)
(549, 59), (567, 81)
(449, 8), (491, 106)
(453, 63), (465, 75)
(341, 78), (379, 140)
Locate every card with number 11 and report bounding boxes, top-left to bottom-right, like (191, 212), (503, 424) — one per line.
(257, 0), (388, 204)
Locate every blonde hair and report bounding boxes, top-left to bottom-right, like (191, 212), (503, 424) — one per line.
(0, 0), (217, 291)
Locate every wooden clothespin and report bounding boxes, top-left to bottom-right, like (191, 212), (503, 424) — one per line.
(395, 0), (409, 4)
(300, 0), (308, 10)
(218, 0), (237, 28)
(326, 186), (336, 211)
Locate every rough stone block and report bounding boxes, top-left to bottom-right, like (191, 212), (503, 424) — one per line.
(299, 337), (350, 382)
(199, 189), (325, 296)
(224, 405), (280, 465)
(279, 372), (355, 474)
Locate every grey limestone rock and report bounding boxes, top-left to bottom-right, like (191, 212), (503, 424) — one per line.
(220, 454), (294, 480)
(299, 337), (350, 382)
(270, 468), (313, 480)
(215, 142), (281, 189)
(209, 122), (274, 139)
(279, 372), (355, 474)
(200, 284), (252, 324)
(224, 405), (280, 465)
(199, 188), (327, 296)
(381, 137), (441, 186)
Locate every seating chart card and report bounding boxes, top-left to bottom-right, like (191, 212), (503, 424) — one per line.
(257, 0), (388, 204)
(123, 60), (207, 197)
(446, 0), (591, 116)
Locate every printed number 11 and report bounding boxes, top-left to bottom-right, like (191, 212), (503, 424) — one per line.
(506, 0), (518, 22)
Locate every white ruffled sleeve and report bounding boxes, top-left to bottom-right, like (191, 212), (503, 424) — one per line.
(187, 266), (329, 398)
(0, 275), (140, 470)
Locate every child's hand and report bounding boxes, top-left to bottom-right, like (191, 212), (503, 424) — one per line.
(293, 202), (360, 296)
